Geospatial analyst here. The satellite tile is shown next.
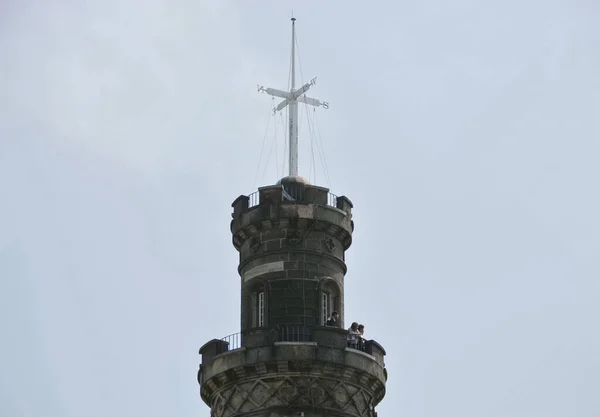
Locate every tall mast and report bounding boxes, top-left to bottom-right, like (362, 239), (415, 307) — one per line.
(291, 17), (296, 90)
(289, 17), (298, 176)
(257, 17), (329, 178)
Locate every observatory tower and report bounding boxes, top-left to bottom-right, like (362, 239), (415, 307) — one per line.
(198, 18), (388, 417)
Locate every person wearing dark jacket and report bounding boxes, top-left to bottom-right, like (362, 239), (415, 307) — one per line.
(326, 310), (340, 326)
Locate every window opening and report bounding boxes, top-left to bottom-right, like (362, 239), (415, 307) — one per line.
(258, 292), (265, 327)
(322, 292), (329, 325)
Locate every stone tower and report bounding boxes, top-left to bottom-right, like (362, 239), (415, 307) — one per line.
(197, 19), (387, 417)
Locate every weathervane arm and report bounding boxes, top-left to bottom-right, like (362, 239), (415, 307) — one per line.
(297, 95), (329, 109)
(293, 83), (312, 98)
(274, 98), (290, 113)
(292, 78), (318, 99)
(257, 86), (292, 100)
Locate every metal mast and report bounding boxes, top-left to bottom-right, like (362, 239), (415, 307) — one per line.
(257, 17), (329, 177)
(289, 17), (298, 177)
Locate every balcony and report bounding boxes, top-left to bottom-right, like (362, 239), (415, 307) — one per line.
(201, 325), (385, 362)
(247, 189), (340, 210)
(198, 325), (387, 411)
(233, 182), (353, 219)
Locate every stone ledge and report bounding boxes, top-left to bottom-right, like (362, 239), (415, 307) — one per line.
(232, 205), (353, 251)
(213, 347), (247, 361)
(274, 341), (318, 346)
(344, 347), (376, 361)
(238, 249), (348, 277)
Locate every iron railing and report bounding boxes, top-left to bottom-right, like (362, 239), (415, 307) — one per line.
(327, 192), (338, 208)
(248, 191), (259, 208)
(278, 325), (311, 342)
(347, 339), (367, 352)
(217, 327), (368, 353)
(217, 332), (242, 354)
(245, 189), (338, 209)
(282, 183), (304, 202)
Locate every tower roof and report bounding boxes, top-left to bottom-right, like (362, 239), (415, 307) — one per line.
(275, 175), (311, 186)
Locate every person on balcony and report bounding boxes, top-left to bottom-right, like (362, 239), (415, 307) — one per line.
(357, 324), (365, 350)
(347, 322), (360, 349)
(326, 310), (340, 327)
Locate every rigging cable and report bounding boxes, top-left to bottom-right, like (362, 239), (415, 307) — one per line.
(295, 31), (327, 186)
(313, 109), (332, 187)
(273, 112), (279, 181)
(281, 109), (288, 178)
(253, 96), (275, 190)
(261, 106), (281, 183)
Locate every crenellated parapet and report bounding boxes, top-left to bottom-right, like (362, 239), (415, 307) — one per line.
(229, 177), (356, 331)
(231, 181), (354, 255)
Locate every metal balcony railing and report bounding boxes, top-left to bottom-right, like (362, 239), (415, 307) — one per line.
(327, 192), (338, 208)
(245, 189), (338, 209)
(248, 191), (259, 208)
(217, 332), (242, 354)
(347, 338), (367, 352)
(278, 325), (311, 342)
(217, 327), (371, 354)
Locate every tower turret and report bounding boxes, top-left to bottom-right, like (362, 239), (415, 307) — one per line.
(198, 18), (387, 417)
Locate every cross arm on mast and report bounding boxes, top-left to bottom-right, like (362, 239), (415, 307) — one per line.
(274, 98), (290, 113)
(257, 85), (291, 100)
(271, 77), (329, 114)
(297, 94), (329, 109)
(273, 91), (330, 114)
(293, 81), (313, 98)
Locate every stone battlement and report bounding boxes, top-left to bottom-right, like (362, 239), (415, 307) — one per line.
(231, 182), (353, 230)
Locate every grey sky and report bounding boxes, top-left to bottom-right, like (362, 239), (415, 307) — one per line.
(1, 1), (599, 416)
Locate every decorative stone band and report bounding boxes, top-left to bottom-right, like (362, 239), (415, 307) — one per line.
(209, 374), (379, 417)
(242, 261), (284, 282)
(239, 249), (348, 280)
(231, 204), (353, 252)
(200, 347), (386, 417)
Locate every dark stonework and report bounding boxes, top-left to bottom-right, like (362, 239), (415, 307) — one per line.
(199, 177), (387, 417)
(233, 179), (351, 331)
(198, 328), (387, 417)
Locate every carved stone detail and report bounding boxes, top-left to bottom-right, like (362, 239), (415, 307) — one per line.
(287, 230), (302, 246)
(255, 363), (267, 375)
(323, 237), (336, 252)
(234, 366), (246, 379)
(210, 375), (375, 417)
(249, 237), (261, 253)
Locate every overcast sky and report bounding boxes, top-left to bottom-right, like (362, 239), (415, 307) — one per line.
(1, 1), (599, 416)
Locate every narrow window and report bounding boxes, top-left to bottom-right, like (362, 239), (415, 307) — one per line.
(322, 293), (329, 325)
(251, 293), (257, 328)
(258, 292), (265, 327)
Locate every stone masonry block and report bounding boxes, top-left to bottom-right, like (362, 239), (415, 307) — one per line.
(255, 363), (267, 375)
(261, 229), (287, 240)
(266, 240), (282, 251)
(277, 361), (289, 373)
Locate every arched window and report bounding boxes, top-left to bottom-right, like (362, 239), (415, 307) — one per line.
(319, 278), (341, 326)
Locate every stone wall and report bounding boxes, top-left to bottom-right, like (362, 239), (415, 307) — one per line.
(199, 329), (387, 417)
(232, 183), (353, 331)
